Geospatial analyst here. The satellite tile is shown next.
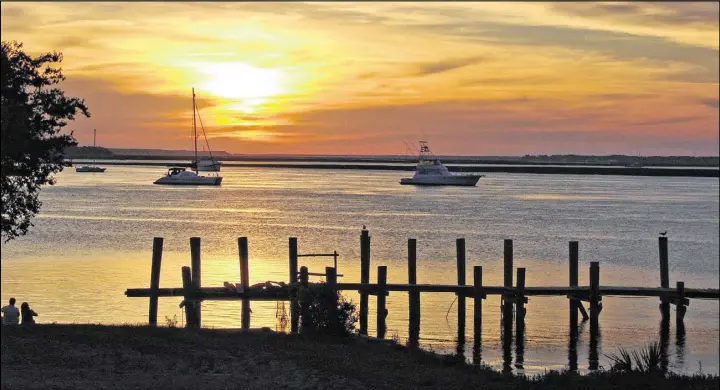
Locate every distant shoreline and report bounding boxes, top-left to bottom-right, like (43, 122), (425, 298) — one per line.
(65, 159), (719, 177)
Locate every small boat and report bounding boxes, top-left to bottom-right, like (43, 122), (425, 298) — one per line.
(153, 88), (222, 186)
(76, 129), (107, 173)
(400, 141), (484, 186)
(154, 167), (222, 185)
(75, 165), (106, 173)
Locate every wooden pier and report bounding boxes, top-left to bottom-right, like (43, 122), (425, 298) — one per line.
(126, 231), (719, 367)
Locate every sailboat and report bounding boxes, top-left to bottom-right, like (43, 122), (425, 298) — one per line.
(75, 129), (107, 173)
(154, 89), (223, 185)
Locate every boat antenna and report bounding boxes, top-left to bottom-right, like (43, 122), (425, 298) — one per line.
(401, 138), (419, 162)
(193, 97), (215, 161)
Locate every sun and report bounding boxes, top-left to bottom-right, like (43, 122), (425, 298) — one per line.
(199, 62), (285, 104)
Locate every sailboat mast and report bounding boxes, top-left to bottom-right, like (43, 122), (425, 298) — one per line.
(93, 129), (97, 165)
(192, 88), (198, 165)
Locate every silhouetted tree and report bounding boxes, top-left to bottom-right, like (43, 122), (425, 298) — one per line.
(1, 41), (89, 242)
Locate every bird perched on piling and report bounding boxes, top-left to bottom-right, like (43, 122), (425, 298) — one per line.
(362, 224), (367, 230)
(659, 231), (667, 236)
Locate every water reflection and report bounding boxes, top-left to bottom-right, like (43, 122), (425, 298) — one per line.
(589, 307), (601, 371)
(502, 303), (514, 373)
(515, 307), (525, 371)
(660, 303), (671, 373)
(568, 301), (581, 372)
(676, 309), (686, 370)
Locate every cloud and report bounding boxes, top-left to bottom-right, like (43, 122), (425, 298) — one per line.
(701, 98), (720, 109)
(551, 2), (720, 29)
(414, 56), (486, 76)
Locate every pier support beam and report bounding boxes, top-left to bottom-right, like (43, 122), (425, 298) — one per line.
(502, 239), (514, 322)
(239, 237), (250, 330)
(456, 238), (466, 344)
(359, 229), (371, 335)
(408, 239), (420, 348)
(148, 237), (163, 326)
(659, 236), (670, 311)
(181, 266), (199, 329)
(472, 266), (484, 365)
(190, 237), (202, 327)
(289, 237), (299, 333)
(377, 266), (387, 339)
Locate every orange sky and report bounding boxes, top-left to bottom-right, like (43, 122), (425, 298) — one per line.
(2, 2), (718, 155)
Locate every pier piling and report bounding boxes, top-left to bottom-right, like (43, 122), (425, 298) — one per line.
(148, 237), (163, 326)
(377, 266), (387, 339)
(456, 238), (466, 343)
(289, 238), (299, 333)
(190, 237), (202, 326)
(408, 239), (420, 347)
(359, 230), (371, 335)
(239, 237), (250, 330)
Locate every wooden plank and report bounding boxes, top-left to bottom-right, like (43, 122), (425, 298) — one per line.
(148, 237), (163, 327)
(190, 237), (202, 326)
(297, 253), (339, 257)
(377, 266), (387, 339)
(125, 285), (720, 299)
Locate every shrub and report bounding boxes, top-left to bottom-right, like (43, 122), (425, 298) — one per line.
(300, 282), (357, 337)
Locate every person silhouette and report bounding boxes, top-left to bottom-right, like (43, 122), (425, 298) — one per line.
(1, 298), (20, 325)
(21, 302), (38, 325)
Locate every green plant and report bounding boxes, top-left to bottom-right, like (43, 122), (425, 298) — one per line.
(301, 282), (357, 337)
(165, 315), (178, 328)
(606, 342), (664, 374)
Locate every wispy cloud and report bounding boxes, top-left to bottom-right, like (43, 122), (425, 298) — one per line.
(1, 1), (717, 155)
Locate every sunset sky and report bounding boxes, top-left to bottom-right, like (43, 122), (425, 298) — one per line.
(2, 2), (718, 155)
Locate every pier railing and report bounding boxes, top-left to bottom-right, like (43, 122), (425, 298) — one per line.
(126, 231), (718, 367)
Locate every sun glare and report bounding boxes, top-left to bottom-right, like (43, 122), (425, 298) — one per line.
(200, 62), (285, 103)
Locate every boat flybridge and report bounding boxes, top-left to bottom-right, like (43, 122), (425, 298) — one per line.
(400, 141), (484, 186)
(76, 129), (107, 173)
(153, 89), (223, 186)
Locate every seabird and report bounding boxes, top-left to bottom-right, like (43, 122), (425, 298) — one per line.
(659, 231), (667, 236)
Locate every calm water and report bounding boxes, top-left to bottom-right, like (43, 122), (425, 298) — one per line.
(1, 166), (718, 375)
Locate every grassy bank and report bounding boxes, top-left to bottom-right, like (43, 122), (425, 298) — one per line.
(1, 325), (717, 389)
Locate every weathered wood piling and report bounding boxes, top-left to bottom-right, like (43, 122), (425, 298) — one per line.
(126, 230), (719, 369)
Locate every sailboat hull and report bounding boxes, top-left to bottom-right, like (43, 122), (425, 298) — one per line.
(76, 166), (106, 173)
(154, 176), (222, 185)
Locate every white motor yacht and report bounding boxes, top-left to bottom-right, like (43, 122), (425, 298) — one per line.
(154, 167), (222, 185)
(400, 141), (484, 186)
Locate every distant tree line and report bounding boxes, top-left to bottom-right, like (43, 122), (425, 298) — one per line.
(520, 155), (719, 167)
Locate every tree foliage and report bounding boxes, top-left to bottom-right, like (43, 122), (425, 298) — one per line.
(1, 41), (89, 242)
